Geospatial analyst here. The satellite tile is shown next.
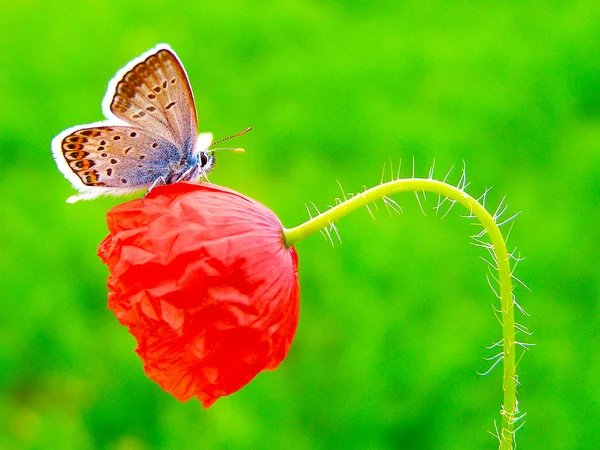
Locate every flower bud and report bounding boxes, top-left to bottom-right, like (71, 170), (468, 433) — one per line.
(98, 182), (300, 407)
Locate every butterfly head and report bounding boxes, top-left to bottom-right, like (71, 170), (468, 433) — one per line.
(199, 150), (215, 173)
(196, 127), (251, 180)
(196, 132), (216, 179)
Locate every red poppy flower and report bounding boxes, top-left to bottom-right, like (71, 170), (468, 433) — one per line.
(97, 182), (300, 407)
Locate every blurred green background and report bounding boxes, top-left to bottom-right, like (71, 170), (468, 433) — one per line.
(1, 1), (598, 448)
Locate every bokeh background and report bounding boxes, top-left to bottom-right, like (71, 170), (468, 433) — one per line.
(1, 1), (599, 448)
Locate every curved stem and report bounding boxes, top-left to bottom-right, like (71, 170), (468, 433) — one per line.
(283, 179), (517, 450)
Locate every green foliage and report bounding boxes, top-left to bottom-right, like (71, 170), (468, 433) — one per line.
(1, 1), (599, 448)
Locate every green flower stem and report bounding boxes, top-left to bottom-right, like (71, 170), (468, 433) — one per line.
(283, 178), (517, 450)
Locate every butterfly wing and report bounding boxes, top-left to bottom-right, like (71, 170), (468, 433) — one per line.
(52, 124), (180, 202)
(102, 44), (198, 154)
(52, 44), (209, 203)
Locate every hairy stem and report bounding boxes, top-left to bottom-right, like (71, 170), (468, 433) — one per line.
(283, 178), (518, 450)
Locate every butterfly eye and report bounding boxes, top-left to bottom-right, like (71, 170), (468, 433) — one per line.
(200, 152), (209, 167)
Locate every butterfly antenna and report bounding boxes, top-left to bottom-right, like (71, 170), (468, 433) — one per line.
(210, 127), (252, 148)
(210, 147), (246, 153)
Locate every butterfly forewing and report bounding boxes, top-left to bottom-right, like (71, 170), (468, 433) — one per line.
(108, 48), (198, 153)
(60, 126), (179, 189)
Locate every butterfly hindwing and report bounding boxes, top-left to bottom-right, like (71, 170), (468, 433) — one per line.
(57, 125), (180, 190)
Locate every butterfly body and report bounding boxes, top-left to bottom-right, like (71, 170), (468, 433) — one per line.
(52, 44), (214, 203)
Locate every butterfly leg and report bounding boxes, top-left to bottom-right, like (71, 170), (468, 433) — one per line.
(143, 176), (167, 201)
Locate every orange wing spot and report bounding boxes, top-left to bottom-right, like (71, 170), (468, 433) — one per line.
(118, 83), (136, 99)
(64, 143), (84, 151)
(135, 65), (151, 79)
(112, 96), (131, 113)
(125, 72), (143, 87)
(82, 169), (102, 185)
(66, 150), (89, 160)
(67, 136), (88, 144)
(71, 159), (96, 170)
(157, 50), (172, 64)
(146, 56), (161, 71)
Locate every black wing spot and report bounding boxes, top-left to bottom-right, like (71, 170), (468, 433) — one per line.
(147, 93), (156, 99)
(162, 80), (168, 88)
(101, 153), (108, 157)
(97, 146), (105, 151)
(100, 140), (107, 145)
(121, 178), (128, 184)
(146, 106), (156, 112)
(130, 132), (137, 137)
(170, 78), (176, 84)
(110, 159), (118, 164)
(152, 143), (158, 148)
(124, 147), (132, 154)
(153, 86), (161, 93)
(113, 136), (121, 141)
(166, 102), (176, 110)
(106, 168), (113, 176)
(139, 155), (146, 160)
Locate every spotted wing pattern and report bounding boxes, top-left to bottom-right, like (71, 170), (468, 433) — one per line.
(51, 44), (210, 202)
(59, 125), (179, 189)
(107, 48), (198, 152)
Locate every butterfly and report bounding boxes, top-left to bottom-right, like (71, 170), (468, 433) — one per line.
(52, 44), (248, 203)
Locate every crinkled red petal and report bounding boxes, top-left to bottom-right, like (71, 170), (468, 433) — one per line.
(98, 182), (300, 407)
